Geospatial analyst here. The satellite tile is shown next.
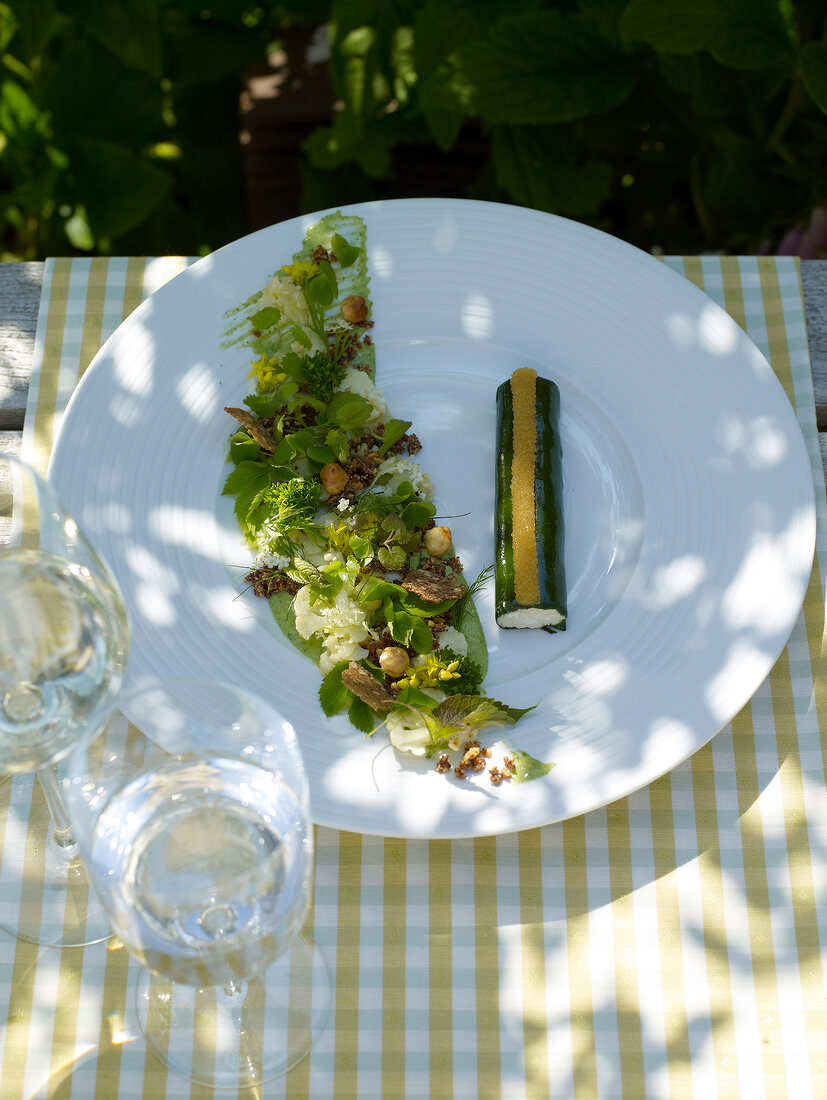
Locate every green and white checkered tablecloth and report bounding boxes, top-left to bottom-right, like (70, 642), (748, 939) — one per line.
(0, 255), (825, 1097)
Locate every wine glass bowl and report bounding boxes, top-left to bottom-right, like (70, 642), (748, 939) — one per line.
(0, 452), (129, 945)
(64, 679), (330, 1087)
(0, 548), (127, 774)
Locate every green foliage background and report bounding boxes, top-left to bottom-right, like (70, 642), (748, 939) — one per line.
(1, 0), (826, 259)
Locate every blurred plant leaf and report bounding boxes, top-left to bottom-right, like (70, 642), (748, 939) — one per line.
(492, 124), (612, 217)
(620, 0), (793, 71)
(421, 11), (639, 125)
(0, 78), (43, 137)
(42, 39), (163, 147)
(57, 0), (162, 76)
(162, 16), (266, 87)
(0, 3), (17, 52)
(799, 41), (827, 115)
(67, 139), (172, 239)
(11, 0), (67, 60)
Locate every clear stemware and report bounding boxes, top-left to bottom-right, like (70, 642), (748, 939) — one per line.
(63, 678), (331, 1089)
(0, 452), (129, 946)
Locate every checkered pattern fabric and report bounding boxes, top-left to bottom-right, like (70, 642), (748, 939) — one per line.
(0, 255), (824, 1098)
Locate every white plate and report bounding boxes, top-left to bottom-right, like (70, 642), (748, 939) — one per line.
(49, 199), (816, 838)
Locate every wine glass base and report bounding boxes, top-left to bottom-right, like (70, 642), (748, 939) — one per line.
(136, 932), (332, 1089)
(0, 773), (112, 947)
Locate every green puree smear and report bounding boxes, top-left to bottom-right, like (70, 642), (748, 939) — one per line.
(221, 211), (549, 783)
(506, 746), (555, 783)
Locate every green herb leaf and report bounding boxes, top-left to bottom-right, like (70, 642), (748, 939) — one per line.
(348, 695), (375, 733)
(378, 418), (412, 456)
(229, 432), (260, 464)
(377, 544), (407, 571)
(307, 444), (338, 465)
(319, 661), (353, 716)
(401, 499), (436, 530)
(326, 391), (372, 431)
(249, 306), (281, 331)
(222, 460), (268, 497)
(394, 685), (440, 710)
(243, 392), (281, 419)
(332, 232), (361, 267)
(410, 617), (434, 654)
(326, 429), (350, 463)
(349, 535), (375, 562)
(288, 324), (312, 349)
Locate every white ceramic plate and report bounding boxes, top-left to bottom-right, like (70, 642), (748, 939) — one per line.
(49, 199), (816, 838)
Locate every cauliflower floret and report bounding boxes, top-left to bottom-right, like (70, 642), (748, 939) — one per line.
(292, 584), (371, 674)
(437, 626), (468, 656)
(387, 708), (430, 756)
(375, 455), (434, 499)
(256, 278), (325, 352)
(386, 688), (445, 756)
(338, 367), (388, 423)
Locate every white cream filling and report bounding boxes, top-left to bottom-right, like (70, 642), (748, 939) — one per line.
(497, 607), (564, 629)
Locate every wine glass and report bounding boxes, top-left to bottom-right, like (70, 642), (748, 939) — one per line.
(0, 452), (129, 946)
(63, 679), (331, 1089)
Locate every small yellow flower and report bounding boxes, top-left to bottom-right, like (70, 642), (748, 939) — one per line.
(281, 261), (319, 286)
(248, 354), (283, 392)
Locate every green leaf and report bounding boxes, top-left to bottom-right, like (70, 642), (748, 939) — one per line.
(394, 685), (440, 710)
(388, 607), (414, 645)
(66, 139), (171, 239)
(400, 499), (436, 529)
(319, 661), (353, 716)
(800, 42), (827, 116)
(326, 429), (350, 463)
(249, 306), (282, 331)
(229, 432), (260, 463)
(332, 231), (361, 267)
(620, 0), (792, 70)
(162, 17), (264, 87)
(289, 324), (312, 349)
(326, 391), (372, 430)
(423, 108), (464, 152)
(424, 694), (537, 753)
(377, 544), (407, 571)
(378, 418), (412, 456)
(409, 618), (434, 654)
(398, 589), (459, 617)
(421, 11), (637, 124)
(221, 460), (268, 497)
(492, 126), (612, 218)
(42, 39), (163, 148)
(348, 695), (375, 733)
(0, 80), (43, 139)
(270, 437), (297, 466)
(349, 535), (374, 562)
(235, 482), (269, 533)
(244, 392), (281, 418)
(307, 443), (338, 465)
(59, 0), (162, 76)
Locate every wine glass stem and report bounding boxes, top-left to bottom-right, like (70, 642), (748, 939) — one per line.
(36, 765), (76, 849)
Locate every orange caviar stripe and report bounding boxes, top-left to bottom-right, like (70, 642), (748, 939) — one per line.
(510, 367), (541, 606)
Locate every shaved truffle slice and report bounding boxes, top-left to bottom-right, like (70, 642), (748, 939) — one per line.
(224, 407), (276, 452)
(401, 569), (465, 603)
(341, 663), (395, 711)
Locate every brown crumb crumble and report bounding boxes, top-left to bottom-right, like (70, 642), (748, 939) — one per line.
(433, 740), (517, 785)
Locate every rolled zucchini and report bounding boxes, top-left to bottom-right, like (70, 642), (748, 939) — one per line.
(495, 367), (567, 632)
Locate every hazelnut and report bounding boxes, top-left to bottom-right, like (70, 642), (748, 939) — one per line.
(341, 295), (368, 323)
(379, 646), (410, 678)
(423, 525), (452, 557)
(320, 462), (348, 495)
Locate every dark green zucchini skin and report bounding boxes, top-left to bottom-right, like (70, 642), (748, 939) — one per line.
(495, 374), (567, 633)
